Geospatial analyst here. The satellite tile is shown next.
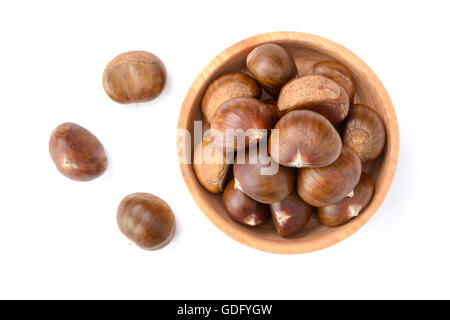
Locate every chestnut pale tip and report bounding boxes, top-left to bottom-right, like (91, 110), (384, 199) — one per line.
(289, 150), (304, 167)
(346, 190), (355, 198)
(244, 214), (258, 226)
(348, 204), (362, 217)
(273, 210), (291, 226)
(62, 155), (78, 169)
(234, 178), (243, 192)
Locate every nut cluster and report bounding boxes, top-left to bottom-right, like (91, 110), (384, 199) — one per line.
(194, 43), (386, 236)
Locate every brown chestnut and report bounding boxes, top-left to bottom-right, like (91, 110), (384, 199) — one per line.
(343, 104), (386, 163)
(270, 191), (313, 237)
(297, 145), (362, 207)
(201, 73), (261, 123)
(277, 75), (349, 124)
(233, 147), (294, 204)
(223, 180), (270, 227)
(311, 60), (356, 102)
(49, 122), (107, 181)
(317, 173), (374, 227)
(211, 97), (274, 152)
(193, 140), (230, 193)
(246, 43), (297, 96)
(117, 193), (176, 250)
(269, 110), (342, 168)
(102, 51), (166, 104)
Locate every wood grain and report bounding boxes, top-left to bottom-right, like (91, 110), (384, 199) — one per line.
(177, 32), (399, 254)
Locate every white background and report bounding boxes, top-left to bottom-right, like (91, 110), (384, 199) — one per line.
(0, 0), (448, 299)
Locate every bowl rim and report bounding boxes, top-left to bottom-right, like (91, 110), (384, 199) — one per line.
(177, 31), (399, 254)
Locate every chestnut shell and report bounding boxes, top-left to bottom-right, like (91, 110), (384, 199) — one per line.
(277, 75), (349, 124)
(246, 43), (297, 96)
(201, 73), (261, 123)
(343, 104), (386, 162)
(117, 193), (176, 250)
(269, 110), (342, 168)
(211, 97), (274, 152)
(318, 173), (375, 227)
(270, 191), (313, 237)
(49, 122), (107, 181)
(297, 145), (362, 207)
(233, 147), (294, 204)
(223, 180), (270, 227)
(311, 60), (356, 102)
(102, 51), (166, 103)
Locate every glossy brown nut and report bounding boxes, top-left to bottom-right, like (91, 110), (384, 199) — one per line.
(343, 104), (386, 162)
(263, 99), (280, 123)
(233, 147), (294, 204)
(193, 140), (230, 193)
(277, 75), (350, 124)
(117, 193), (176, 250)
(211, 97), (274, 152)
(49, 122), (107, 181)
(318, 173), (374, 227)
(297, 145), (362, 207)
(269, 110), (342, 168)
(270, 191), (313, 237)
(246, 43), (297, 96)
(311, 60), (356, 102)
(102, 51), (166, 103)
(223, 180), (270, 227)
(201, 73), (261, 123)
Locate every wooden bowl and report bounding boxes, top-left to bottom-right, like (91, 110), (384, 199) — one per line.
(177, 32), (399, 254)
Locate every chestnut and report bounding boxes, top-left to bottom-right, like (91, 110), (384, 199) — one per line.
(269, 110), (342, 168)
(223, 180), (270, 227)
(117, 193), (176, 250)
(201, 73), (261, 123)
(343, 104), (386, 162)
(233, 147), (294, 204)
(193, 140), (230, 193)
(102, 51), (166, 104)
(311, 60), (356, 102)
(297, 145), (362, 207)
(277, 75), (349, 124)
(49, 122), (107, 181)
(270, 191), (313, 237)
(246, 43), (297, 96)
(211, 97), (274, 152)
(317, 173), (375, 227)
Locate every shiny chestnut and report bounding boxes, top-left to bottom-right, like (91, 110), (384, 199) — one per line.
(318, 173), (375, 227)
(117, 193), (176, 250)
(102, 51), (166, 103)
(277, 75), (349, 124)
(270, 191), (313, 237)
(297, 145), (362, 207)
(246, 43), (297, 96)
(311, 60), (356, 102)
(343, 104), (386, 163)
(211, 97), (273, 152)
(223, 180), (270, 227)
(201, 73), (261, 123)
(49, 122), (107, 181)
(269, 110), (342, 168)
(233, 146), (294, 204)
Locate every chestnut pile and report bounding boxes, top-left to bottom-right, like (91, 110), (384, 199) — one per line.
(194, 43), (386, 236)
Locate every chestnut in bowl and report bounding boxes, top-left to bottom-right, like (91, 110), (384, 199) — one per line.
(223, 180), (270, 227)
(269, 110), (342, 168)
(343, 104), (386, 163)
(297, 145), (362, 207)
(201, 73), (261, 123)
(178, 32), (398, 254)
(317, 173), (375, 227)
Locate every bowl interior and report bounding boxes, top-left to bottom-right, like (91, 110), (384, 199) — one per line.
(178, 33), (398, 253)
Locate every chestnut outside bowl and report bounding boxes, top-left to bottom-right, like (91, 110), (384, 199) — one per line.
(177, 32), (399, 254)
